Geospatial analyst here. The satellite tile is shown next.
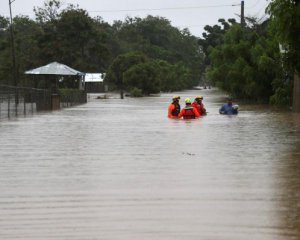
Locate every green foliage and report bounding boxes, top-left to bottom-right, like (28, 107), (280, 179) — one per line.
(267, 0), (300, 73)
(198, 19), (237, 67)
(105, 52), (147, 89)
(204, 19), (293, 104)
(0, 16), (10, 84)
(0, 0), (204, 94)
(270, 77), (293, 105)
(33, 0), (62, 23)
(59, 88), (84, 103)
(13, 16), (42, 84)
(123, 60), (160, 94)
(113, 15), (204, 86)
(59, 88), (81, 97)
(130, 87), (143, 97)
(36, 7), (110, 72)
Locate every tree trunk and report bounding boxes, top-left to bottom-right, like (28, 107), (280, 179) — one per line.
(120, 89), (124, 99)
(293, 71), (300, 112)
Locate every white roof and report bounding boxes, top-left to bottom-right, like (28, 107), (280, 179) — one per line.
(25, 62), (84, 76)
(85, 73), (104, 82)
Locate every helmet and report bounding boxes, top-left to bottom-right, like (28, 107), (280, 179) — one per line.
(185, 98), (191, 104)
(195, 96), (203, 100)
(172, 95), (180, 100)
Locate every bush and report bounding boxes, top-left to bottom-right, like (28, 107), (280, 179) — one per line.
(130, 87), (143, 97)
(59, 88), (82, 97)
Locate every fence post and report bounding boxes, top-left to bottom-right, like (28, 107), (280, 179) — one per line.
(15, 89), (18, 117)
(8, 93), (10, 118)
(23, 89), (26, 115)
(31, 89), (34, 113)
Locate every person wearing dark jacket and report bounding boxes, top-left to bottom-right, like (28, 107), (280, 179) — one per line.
(219, 98), (238, 115)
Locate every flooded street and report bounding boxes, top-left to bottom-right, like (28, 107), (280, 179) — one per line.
(0, 89), (300, 240)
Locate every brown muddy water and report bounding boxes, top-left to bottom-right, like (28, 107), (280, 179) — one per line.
(0, 89), (300, 240)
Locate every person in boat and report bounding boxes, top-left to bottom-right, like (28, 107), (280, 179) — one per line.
(178, 98), (200, 119)
(219, 98), (238, 115)
(192, 96), (207, 115)
(168, 95), (181, 118)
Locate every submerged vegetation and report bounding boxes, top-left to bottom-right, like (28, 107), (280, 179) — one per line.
(0, 0), (298, 104)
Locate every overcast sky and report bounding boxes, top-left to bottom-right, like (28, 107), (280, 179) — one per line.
(1, 0), (270, 37)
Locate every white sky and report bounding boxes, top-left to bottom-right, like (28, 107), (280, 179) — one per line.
(1, 0), (270, 37)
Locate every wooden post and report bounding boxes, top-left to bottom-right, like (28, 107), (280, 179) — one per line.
(51, 94), (60, 110)
(293, 71), (300, 112)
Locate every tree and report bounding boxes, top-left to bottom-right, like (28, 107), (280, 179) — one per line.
(34, 0), (62, 23)
(105, 52), (147, 98)
(267, 0), (300, 108)
(206, 22), (282, 102)
(35, 4), (111, 73)
(0, 16), (11, 84)
(13, 16), (42, 84)
(123, 60), (160, 95)
(114, 15), (204, 86)
(267, 0), (300, 73)
(198, 19), (236, 65)
(0, 2), (205, 93)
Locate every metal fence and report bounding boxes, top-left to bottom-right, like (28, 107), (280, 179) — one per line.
(0, 85), (87, 120)
(60, 90), (87, 108)
(0, 85), (51, 119)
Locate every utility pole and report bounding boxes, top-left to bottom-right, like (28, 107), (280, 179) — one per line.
(8, 0), (17, 88)
(8, 0), (18, 109)
(241, 1), (245, 27)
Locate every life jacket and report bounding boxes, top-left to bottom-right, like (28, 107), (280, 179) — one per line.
(171, 102), (180, 116)
(192, 102), (201, 114)
(183, 106), (195, 119)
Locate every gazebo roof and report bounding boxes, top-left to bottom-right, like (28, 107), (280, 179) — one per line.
(25, 62), (85, 76)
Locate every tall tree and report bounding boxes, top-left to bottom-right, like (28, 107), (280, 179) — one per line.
(0, 16), (11, 84)
(267, 0), (300, 73)
(267, 0), (300, 108)
(114, 15), (204, 87)
(206, 21), (283, 102)
(34, 0), (62, 23)
(105, 52), (147, 98)
(13, 16), (41, 84)
(124, 60), (161, 95)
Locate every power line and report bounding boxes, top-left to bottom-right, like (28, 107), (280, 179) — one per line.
(178, 24), (207, 28)
(0, 3), (241, 16)
(247, 0), (261, 9)
(85, 4), (241, 13)
(253, 5), (268, 17)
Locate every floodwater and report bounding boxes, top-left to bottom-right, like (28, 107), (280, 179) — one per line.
(0, 89), (300, 240)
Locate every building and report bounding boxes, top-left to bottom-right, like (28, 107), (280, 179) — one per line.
(84, 73), (107, 93)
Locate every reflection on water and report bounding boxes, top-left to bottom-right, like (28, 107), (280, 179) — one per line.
(0, 89), (300, 240)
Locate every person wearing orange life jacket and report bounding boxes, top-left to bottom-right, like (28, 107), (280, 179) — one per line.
(192, 96), (207, 115)
(178, 98), (200, 119)
(168, 96), (181, 118)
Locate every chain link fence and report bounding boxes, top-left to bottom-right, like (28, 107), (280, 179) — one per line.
(0, 85), (87, 120)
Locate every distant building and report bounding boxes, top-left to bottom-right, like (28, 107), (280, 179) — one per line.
(84, 73), (107, 93)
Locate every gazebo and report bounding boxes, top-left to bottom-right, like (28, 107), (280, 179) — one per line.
(25, 61), (85, 89)
(25, 62), (86, 110)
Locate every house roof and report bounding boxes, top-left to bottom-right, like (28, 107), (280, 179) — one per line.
(85, 73), (104, 82)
